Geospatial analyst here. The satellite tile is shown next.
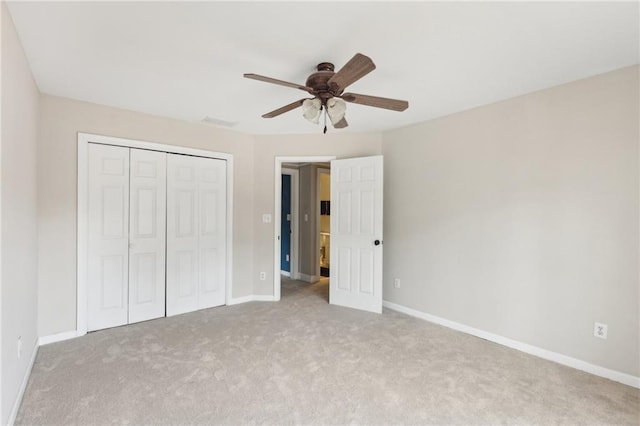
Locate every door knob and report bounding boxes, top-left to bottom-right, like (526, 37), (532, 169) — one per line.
(374, 240), (381, 246)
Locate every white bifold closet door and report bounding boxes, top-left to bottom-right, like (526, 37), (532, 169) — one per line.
(166, 154), (227, 316)
(87, 145), (167, 331)
(87, 144), (131, 331)
(87, 144), (226, 331)
(128, 148), (167, 324)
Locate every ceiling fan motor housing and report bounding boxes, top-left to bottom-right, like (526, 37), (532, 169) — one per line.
(306, 62), (341, 103)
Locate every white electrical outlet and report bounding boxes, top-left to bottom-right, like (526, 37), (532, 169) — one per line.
(394, 278), (401, 289)
(260, 272), (266, 281)
(594, 322), (608, 339)
(17, 336), (22, 359)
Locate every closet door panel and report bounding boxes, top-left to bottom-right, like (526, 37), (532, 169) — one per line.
(87, 144), (130, 331)
(128, 149), (167, 324)
(198, 157), (227, 309)
(167, 154), (227, 316)
(167, 155), (200, 316)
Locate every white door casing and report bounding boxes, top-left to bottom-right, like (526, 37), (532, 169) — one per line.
(87, 144), (130, 331)
(128, 149), (167, 324)
(166, 154), (226, 316)
(329, 155), (384, 314)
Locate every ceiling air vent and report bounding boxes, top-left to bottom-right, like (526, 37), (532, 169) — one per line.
(201, 116), (237, 128)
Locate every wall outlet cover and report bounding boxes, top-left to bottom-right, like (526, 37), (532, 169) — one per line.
(594, 322), (608, 339)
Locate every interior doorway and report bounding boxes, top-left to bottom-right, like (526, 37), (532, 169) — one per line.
(273, 156), (336, 301)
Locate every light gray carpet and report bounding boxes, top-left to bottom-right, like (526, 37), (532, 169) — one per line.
(17, 278), (639, 425)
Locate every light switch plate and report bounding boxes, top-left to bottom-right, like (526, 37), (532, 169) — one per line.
(262, 214), (271, 223)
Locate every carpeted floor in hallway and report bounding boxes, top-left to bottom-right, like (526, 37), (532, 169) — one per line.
(16, 278), (640, 425)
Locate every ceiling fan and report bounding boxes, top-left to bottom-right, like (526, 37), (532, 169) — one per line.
(244, 53), (409, 132)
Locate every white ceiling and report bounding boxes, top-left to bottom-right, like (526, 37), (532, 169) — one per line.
(6, 1), (639, 135)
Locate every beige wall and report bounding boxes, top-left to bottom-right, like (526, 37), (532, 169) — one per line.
(297, 164), (331, 277)
(37, 95), (255, 336)
(298, 165), (317, 277)
(382, 66), (640, 376)
(1, 3), (40, 423)
(252, 133), (382, 295)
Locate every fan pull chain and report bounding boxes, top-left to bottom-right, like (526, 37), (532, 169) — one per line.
(323, 108), (328, 134)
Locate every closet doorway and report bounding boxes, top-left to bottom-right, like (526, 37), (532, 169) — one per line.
(77, 133), (233, 335)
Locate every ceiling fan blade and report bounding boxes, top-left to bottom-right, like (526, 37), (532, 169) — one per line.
(341, 92), (409, 111)
(244, 73), (313, 93)
(261, 99), (306, 118)
(333, 117), (348, 129)
(327, 53), (376, 92)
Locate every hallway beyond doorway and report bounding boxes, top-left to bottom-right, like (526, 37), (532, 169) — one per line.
(281, 276), (328, 303)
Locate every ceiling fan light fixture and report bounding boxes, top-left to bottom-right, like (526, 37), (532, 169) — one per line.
(326, 97), (347, 125)
(244, 53), (408, 131)
(302, 98), (322, 124)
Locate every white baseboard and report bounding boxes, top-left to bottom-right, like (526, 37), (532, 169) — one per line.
(298, 273), (319, 283)
(382, 300), (640, 389)
(280, 270), (291, 277)
(38, 330), (80, 346)
(252, 295), (276, 302)
(8, 340), (39, 425)
(228, 295), (276, 305)
(227, 295), (254, 305)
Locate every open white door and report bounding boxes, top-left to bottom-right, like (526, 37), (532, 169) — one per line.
(329, 155), (383, 313)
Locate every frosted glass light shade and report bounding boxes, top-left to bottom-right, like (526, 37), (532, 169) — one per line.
(302, 98), (322, 124)
(326, 97), (347, 125)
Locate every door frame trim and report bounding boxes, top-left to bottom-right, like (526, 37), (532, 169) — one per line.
(77, 132), (234, 336)
(273, 156), (335, 301)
